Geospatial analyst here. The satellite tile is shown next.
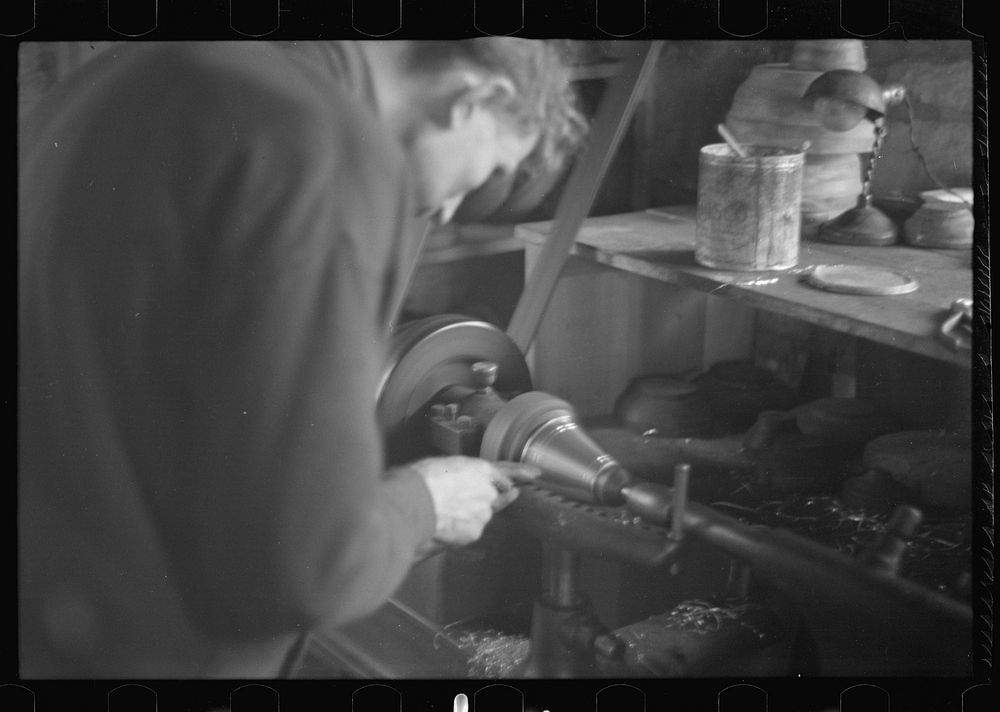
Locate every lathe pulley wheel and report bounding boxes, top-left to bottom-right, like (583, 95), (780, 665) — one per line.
(377, 315), (532, 462)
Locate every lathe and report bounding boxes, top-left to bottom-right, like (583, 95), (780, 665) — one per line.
(294, 43), (974, 679)
(292, 313), (972, 680)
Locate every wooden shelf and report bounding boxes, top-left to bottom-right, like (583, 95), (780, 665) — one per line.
(516, 206), (973, 368)
(420, 224), (523, 265)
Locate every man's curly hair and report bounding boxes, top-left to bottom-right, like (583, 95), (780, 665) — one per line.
(406, 39), (589, 178)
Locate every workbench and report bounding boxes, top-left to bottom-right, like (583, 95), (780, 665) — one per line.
(510, 206), (975, 675)
(298, 209), (975, 679)
(516, 205), (972, 368)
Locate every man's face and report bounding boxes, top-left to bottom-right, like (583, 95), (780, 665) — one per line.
(408, 104), (539, 223)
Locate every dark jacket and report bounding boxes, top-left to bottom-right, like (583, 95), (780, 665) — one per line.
(18, 41), (435, 678)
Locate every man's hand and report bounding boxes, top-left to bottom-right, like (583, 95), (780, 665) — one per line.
(410, 456), (541, 547)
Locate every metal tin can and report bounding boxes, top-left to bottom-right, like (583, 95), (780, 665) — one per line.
(695, 143), (805, 271)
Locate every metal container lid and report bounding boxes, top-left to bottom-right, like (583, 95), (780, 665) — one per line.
(803, 265), (918, 296)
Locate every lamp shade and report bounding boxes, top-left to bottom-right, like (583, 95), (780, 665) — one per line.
(802, 69), (887, 126)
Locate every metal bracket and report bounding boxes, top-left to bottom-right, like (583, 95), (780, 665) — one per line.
(938, 297), (972, 350)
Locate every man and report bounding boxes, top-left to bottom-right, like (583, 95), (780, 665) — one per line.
(18, 39), (585, 677)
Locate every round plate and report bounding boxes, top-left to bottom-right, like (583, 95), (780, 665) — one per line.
(803, 264), (918, 296)
(377, 315), (532, 462)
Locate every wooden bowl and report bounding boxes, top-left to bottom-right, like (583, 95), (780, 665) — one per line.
(614, 375), (714, 437)
(903, 203), (973, 249)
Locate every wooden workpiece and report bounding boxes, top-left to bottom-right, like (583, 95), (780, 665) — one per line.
(516, 205), (972, 369)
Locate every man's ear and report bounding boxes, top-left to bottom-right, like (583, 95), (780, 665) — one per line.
(435, 71), (516, 129)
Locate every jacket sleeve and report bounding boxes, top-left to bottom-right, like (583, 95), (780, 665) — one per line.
(140, 53), (437, 641)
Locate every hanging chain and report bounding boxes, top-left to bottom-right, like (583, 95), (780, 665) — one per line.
(859, 119), (887, 207)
